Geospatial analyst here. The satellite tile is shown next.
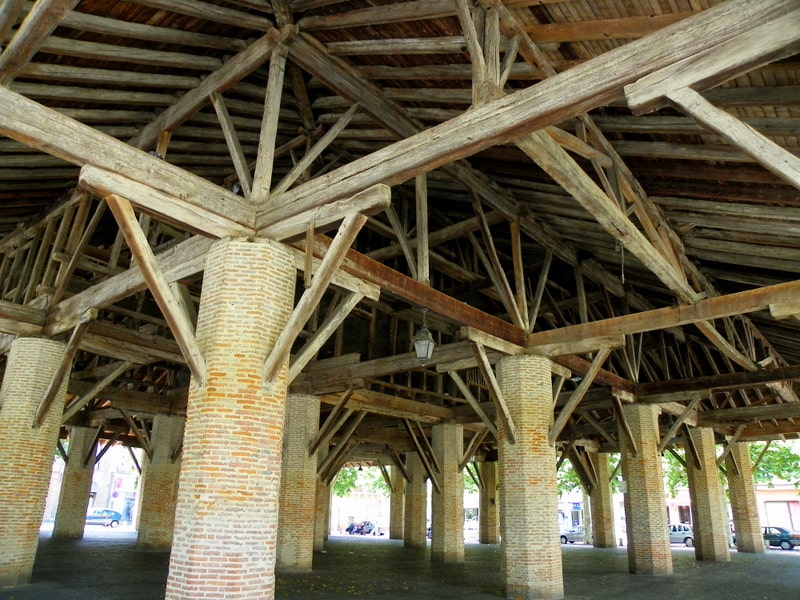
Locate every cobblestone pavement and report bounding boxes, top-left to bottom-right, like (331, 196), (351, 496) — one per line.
(0, 529), (798, 600)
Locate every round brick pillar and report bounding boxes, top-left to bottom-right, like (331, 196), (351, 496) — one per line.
(497, 353), (563, 600)
(0, 338), (67, 588)
(165, 238), (296, 600)
(277, 393), (320, 572)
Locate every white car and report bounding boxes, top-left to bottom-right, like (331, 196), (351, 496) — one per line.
(560, 526), (584, 544)
(668, 523), (694, 547)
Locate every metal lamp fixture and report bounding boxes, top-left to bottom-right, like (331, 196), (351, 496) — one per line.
(413, 308), (435, 362)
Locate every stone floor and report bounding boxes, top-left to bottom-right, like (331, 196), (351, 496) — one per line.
(1, 528), (798, 600)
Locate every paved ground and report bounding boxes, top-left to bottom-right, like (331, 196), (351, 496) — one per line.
(1, 528), (798, 600)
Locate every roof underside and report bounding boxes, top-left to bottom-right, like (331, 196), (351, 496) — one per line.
(0, 0), (799, 472)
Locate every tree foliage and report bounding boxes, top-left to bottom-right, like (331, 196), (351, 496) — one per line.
(332, 467), (358, 497)
(749, 441), (800, 488)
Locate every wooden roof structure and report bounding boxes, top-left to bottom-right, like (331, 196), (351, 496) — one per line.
(1, 0), (799, 477)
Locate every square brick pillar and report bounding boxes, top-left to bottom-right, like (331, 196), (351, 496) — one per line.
(431, 421), (464, 563)
(589, 452), (616, 548)
(0, 338), (67, 587)
(137, 414), (185, 549)
(478, 460), (499, 544)
(404, 452), (428, 549)
(52, 426), (97, 539)
(277, 394), (320, 572)
(497, 354), (563, 600)
(389, 466), (405, 540)
(165, 238), (296, 600)
(687, 427), (730, 561)
(726, 441), (764, 553)
(620, 402), (672, 575)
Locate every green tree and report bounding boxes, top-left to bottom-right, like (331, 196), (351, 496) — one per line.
(332, 467), (358, 497)
(662, 450), (688, 497)
(749, 441), (800, 488)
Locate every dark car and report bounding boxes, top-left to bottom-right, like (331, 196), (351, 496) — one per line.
(346, 520), (375, 535)
(86, 508), (122, 528)
(763, 526), (799, 550)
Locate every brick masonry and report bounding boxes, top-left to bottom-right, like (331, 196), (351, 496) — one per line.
(138, 414), (185, 549)
(389, 465), (405, 540)
(0, 338), (67, 587)
(726, 441), (764, 553)
(431, 421), (464, 563)
(164, 238), (296, 600)
(620, 402), (672, 575)
(478, 460), (499, 544)
(687, 427), (730, 561)
(589, 452), (616, 548)
(403, 452), (427, 549)
(277, 394), (320, 572)
(496, 354), (563, 600)
(52, 426), (97, 539)
(313, 448), (330, 553)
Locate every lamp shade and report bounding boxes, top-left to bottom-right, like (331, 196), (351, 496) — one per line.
(413, 326), (435, 362)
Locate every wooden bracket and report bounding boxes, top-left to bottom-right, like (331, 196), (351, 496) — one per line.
(288, 292), (364, 385)
(549, 348), (611, 444)
(105, 194), (206, 385)
(473, 342), (516, 443)
(402, 419), (441, 494)
(33, 307), (96, 427)
(119, 409), (152, 461)
(263, 211), (367, 383)
(387, 449), (410, 483)
(448, 370), (497, 440)
(459, 428), (489, 472)
(657, 394), (703, 454)
(309, 387), (355, 456)
(716, 425), (746, 468)
(62, 360), (133, 423)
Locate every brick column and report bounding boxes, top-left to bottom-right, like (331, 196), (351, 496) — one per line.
(726, 441), (764, 553)
(277, 394), (320, 572)
(165, 238), (296, 600)
(687, 427), (730, 561)
(620, 402), (672, 575)
(403, 452), (427, 549)
(0, 338), (67, 587)
(478, 460), (499, 544)
(589, 452), (616, 548)
(137, 414), (185, 549)
(431, 421), (464, 563)
(52, 426), (97, 539)
(497, 354), (563, 600)
(389, 466), (405, 539)
(313, 475), (330, 552)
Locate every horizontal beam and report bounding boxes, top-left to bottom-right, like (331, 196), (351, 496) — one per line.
(638, 363), (800, 396)
(528, 279), (800, 350)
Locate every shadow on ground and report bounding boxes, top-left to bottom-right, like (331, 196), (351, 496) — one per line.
(0, 530), (798, 599)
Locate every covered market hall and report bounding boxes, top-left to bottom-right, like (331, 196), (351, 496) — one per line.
(0, 0), (799, 598)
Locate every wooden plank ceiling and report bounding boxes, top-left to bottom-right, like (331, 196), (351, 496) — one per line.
(0, 0), (799, 468)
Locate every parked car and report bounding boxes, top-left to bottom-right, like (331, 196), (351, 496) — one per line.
(763, 526), (800, 550)
(86, 508), (122, 528)
(668, 523), (694, 547)
(560, 526), (584, 544)
(345, 520), (375, 535)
